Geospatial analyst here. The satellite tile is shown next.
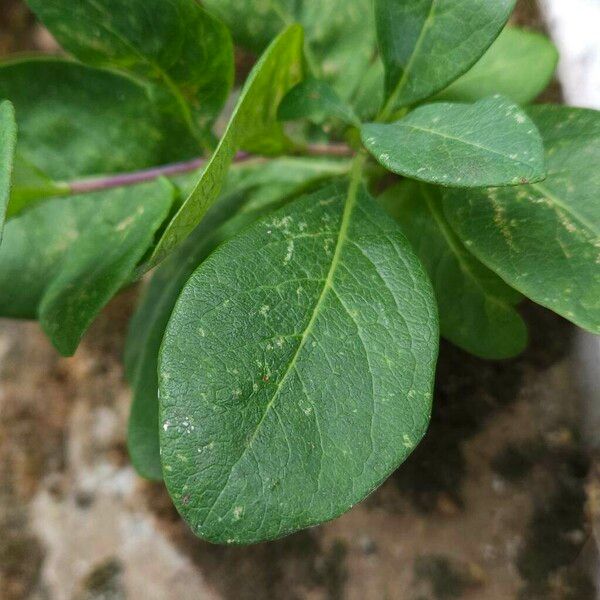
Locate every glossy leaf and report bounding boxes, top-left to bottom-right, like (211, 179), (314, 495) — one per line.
(278, 78), (360, 126)
(380, 181), (527, 359)
(126, 157), (351, 481)
(39, 180), (174, 356)
(145, 25), (304, 270)
(435, 28), (558, 105)
(0, 57), (198, 179)
(202, 0), (374, 101)
(375, 0), (515, 114)
(0, 195), (101, 319)
(0, 100), (16, 243)
(159, 181), (438, 544)
(27, 0), (233, 135)
(362, 96), (546, 187)
(444, 105), (600, 334)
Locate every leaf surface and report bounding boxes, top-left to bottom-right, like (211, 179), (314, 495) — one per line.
(39, 180), (174, 356)
(159, 181), (438, 544)
(0, 58), (199, 179)
(278, 78), (360, 126)
(444, 105), (600, 333)
(0, 100), (16, 243)
(375, 0), (515, 113)
(380, 181), (526, 359)
(435, 28), (558, 105)
(202, 0), (374, 101)
(362, 96), (545, 187)
(145, 26), (304, 269)
(126, 157), (350, 480)
(0, 195), (100, 319)
(27, 0), (233, 136)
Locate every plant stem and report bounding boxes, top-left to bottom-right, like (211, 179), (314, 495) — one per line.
(68, 144), (353, 195)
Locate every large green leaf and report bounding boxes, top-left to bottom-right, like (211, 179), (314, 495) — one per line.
(159, 178), (438, 544)
(145, 25), (304, 270)
(126, 157), (351, 481)
(202, 0), (374, 101)
(375, 0), (515, 116)
(435, 28), (558, 105)
(27, 0), (233, 140)
(380, 181), (526, 359)
(39, 180), (174, 356)
(0, 58), (199, 180)
(0, 195), (101, 319)
(0, 100), (16, 243)
(444, 106), (600, 334)
(362, 96), (545, 187)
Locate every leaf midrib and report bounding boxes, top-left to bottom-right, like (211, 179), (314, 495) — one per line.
(200, 157), (366, 527)
(398, 122), (537, 172)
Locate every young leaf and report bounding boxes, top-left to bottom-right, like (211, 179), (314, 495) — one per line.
(362, 96), (545, 187)
(0, 58), (198, 179)
(0, 195), (101, 319)
(39, 180), (174, 356)
(126, 157), (351, 481)
(159, 180), (439, 544)
(0, 100), (16, 243)
(27, 0), (234, 136)
(444, 106), (600, 334)
(278, 79), (360, 126)
(435, 28), (558, 105)
(380, 181), (527, 359)
(144, 25), (304, 270)
(375, 0), (515, 115)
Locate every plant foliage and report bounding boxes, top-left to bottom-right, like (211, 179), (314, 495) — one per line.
(0, 0), (597, 544)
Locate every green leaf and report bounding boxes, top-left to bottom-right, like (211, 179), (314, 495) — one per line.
(0, 195), (100, 319)
(435, 27), (558, 105)
(39, 180), (174, 356)
(362, 96), (546, 187)
(380, 181), (526, 359)
(27, 0), (233, 137)
(144, 25), (304, 270)
(375, 0), (515, 115)
(159, 178), (438, 544)
(0, 100), (16, 243)
(8, 154), (69, 218)
(444, 105), (600, 334)
(278, 78), (360, 126)
(126, 157), (351, 481)
(0, 57), (198, 179)
(202, 0), (374, 101)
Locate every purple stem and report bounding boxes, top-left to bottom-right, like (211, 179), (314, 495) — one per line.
(68, 144), (353, 195)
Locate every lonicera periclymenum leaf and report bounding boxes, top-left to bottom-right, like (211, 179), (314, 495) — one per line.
(126, 157), (352, 481)
(27, 0), (233, 139)
(203, 0), (374, 101)
(434, 27), (558, 105)
(380, 181), (527, 359)
(362, 96), (546, 187)
(278, 78), (360, 127)
(375, 0), (515, 116)
(144, 25), (304, 271)
(0, 58), (198, 180)
(444, 105), (600, 334)
(158, 177), (439, 544)
(39, 180), (174, 356)
(0, 100), (16, 244)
